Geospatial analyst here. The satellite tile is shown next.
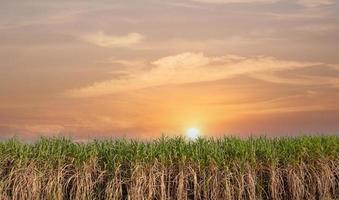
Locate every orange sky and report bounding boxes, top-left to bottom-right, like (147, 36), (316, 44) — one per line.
(1, 0), (339, 140)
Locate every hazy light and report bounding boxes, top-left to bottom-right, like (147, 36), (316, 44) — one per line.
(186, 128), (200, 140)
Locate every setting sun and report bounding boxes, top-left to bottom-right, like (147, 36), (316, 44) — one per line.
(186, 128), (200, 140)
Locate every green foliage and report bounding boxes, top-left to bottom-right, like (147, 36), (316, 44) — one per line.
(0, 135), (338, 169)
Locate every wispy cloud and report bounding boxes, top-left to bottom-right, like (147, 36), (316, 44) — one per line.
(188, 0), (279, 4)
(296, 24), (338, 33)
(296, 0), (336, 7)
(250, 73), (339, 87)
(0, 10), (82, 30)
(67, 52), (322, 98)
(81, 32), (144, 48)
(188, 0), (336, 7)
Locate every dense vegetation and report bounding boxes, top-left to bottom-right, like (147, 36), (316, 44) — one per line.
(0, 136), (338, 199)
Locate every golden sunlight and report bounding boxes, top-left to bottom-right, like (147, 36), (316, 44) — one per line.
(186, 127), (201, 140)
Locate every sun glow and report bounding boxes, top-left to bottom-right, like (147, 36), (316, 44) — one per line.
(186, 128), (200, 140)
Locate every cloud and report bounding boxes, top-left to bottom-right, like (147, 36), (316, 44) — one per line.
(152, 52), (211, 69)
(296, 24), (338, 33)
(194, 0), (336, 7)
(81, 32), (144, 48)
(189, 0), (279, 3)
(296, 0), (336, 7)
(67, 52), (323, 98)
(250, 73), (338, 86)
(0, 10), (83, 31)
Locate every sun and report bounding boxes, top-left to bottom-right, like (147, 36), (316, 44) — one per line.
(186, 128), (200, 140)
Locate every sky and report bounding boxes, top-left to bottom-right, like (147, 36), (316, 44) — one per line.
(1, 0), (339, 140)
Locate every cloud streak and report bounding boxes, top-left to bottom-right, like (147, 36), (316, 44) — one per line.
(81, 32), (144, 48)
(296, 24), (338, 33)
(189, 0), (279, 4)
(187, 0), (337, 8)
(67, 52), (323, 98)
(296, 0), (336, 7)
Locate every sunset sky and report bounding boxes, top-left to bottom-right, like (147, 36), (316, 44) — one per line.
(1, 0), (339, 140)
